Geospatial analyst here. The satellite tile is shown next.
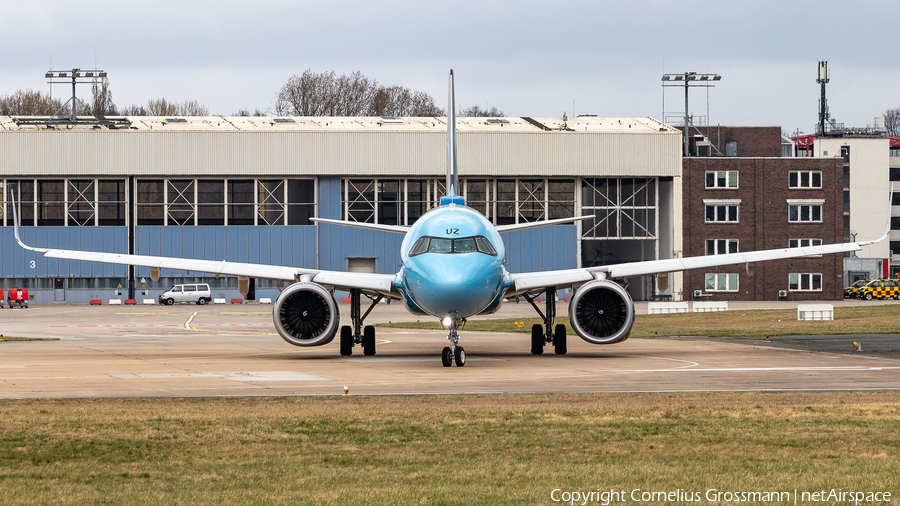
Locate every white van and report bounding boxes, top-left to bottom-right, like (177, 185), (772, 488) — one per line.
(158, 284), (212, 305)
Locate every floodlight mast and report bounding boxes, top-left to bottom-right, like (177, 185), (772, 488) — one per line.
(661, 72), (721, 156)
(35, 68), (122, 127)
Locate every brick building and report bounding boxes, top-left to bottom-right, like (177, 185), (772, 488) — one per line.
(692, 126), (783, 157)
(682, 157), (844, 301)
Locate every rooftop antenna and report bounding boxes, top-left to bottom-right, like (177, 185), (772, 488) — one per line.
(816, 61), (830, 136)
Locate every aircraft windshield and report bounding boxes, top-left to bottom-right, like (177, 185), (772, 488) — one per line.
(409, 235), (497, 257)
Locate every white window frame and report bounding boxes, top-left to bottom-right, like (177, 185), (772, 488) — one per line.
(705, 239), (739, 255)
(788, 200), (824, 223)
(789, 171), (822, 189)
(789, 238), (822, 248)
(704, 199), (741, 223)
(705, 272), (739, 292)
(705, 170), (739, 189)
(789, 273), (823, 291)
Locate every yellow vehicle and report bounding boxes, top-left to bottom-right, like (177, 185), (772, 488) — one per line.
(844, 279), (870, 299)
(857, 279), (900, 300)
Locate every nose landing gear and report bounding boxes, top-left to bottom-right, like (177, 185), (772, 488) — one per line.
(441, 315), (466, 367)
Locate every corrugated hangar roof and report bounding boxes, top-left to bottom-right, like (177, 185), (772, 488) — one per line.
(0, 115), (678, 133)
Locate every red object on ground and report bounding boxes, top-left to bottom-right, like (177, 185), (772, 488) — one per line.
(124, 299), (137, 305)
(231, 298), (243, 304)
(89, 299), (102, 305)
(340, 297), (351, 304)
(8, 288), (29, 308)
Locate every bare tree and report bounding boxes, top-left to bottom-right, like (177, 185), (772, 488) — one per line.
(368, 86), (443, 117)
(459, 104), (505, 117)
(119, 104), (149, 116)
(90, 77), (117, 116)
(234, 108), (268, 116)
(178, 99), (208, 116)
(146, 98), (179, 116)
(0, 89), (65, 115)
(275, 69), (441, 117)
(884, 106), (900, 137)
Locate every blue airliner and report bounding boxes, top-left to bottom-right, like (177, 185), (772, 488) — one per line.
(13, 70), (891, 367)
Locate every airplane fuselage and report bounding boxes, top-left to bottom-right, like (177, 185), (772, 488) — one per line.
(395, 203), (511, 320)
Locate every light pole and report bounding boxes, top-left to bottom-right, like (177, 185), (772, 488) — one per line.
(662, 72), (721, 156)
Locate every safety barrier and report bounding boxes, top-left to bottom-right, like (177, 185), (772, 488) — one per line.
(648, 301), (689, 314)
(108, 299), (122, 305)
(213, 298), (226, 304)
(259, 297), (272, 304)
(797, 304), (833, 321)
(89, 299), (102, 305)
(142, 299), (156, 304)
(124, 299), (137, 305)
(693, 301), (728, 312)
(230, 298), (243, 304)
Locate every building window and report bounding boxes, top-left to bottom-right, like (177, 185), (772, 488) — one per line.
(789, 273), (822, 291)
(705, 171), (738, 188)
(789, 171), (822, 188)
(788, 203), (823, 222)
(892, 217), (900, 231)
(705, 204), (739, 223)
(705, 239), (738, 255)
(582, 178), (656, 239)
(789, 238), (822, 248)
(890, 167), (900, 182)
(891, 241), (900, 256)
(705, 273), (738, 291)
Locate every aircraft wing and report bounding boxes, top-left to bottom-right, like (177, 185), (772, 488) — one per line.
(509, 235), (882, 296)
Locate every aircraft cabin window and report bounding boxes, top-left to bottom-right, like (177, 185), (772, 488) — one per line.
(409, 236), (497, 257)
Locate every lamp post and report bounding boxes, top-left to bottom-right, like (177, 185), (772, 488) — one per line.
(662, 72), (721, 156)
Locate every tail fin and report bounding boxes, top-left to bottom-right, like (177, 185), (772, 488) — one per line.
(446, 69), (459, 200)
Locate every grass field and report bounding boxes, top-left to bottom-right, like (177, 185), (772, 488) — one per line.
(1, 393), (898, 505)
(377, 305), (900, 339)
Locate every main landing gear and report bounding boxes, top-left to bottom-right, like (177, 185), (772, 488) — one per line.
(339, 289), (383, 356)
(523, 286), (567, 355)
(441, 314), (466, 367)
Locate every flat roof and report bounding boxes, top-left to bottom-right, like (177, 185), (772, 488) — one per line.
(0, 115), (679, 134)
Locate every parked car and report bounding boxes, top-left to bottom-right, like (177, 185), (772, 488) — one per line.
(844, 279), (870, 299)
(857, 279), (900, 301)
(158, 284), (211, 305)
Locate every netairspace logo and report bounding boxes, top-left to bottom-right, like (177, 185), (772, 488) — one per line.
(549, 488), (893, 505)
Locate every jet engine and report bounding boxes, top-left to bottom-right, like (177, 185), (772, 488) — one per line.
(568, 280), (634, 345)
(273, 282), (339, 347)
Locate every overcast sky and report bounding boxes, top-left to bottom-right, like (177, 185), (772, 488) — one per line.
(2, 1), (898, 134)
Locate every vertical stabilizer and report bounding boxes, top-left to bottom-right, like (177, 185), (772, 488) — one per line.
(446, 69), (459, 199)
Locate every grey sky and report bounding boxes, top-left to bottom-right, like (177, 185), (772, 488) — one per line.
(2, 0), (898, 135)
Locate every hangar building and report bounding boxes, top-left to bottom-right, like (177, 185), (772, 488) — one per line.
(0, 115), (683, 304)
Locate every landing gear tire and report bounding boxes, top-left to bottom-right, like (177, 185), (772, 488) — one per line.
(441, 347), (453, 367)
(340, 325), (353, 356)
(554, 324), (567, 355)
(165, 298), (174, 306)
(363, 325), (376, 356)
(531, 324), (544, 355)
(455, 346), (466, 367)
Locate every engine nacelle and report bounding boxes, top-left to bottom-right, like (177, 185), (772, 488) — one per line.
(273, 282), (339, 347)
(568, 280), (635, 345)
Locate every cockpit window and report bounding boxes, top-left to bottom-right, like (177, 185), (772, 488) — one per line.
(409, 235), (497, 257)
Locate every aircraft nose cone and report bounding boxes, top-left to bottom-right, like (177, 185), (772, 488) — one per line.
(406, 257), (500, 318)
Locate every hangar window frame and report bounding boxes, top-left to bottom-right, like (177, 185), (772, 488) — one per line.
(135, 177), (316, 226)
(341, 177), (577, 227)
(581, 178), (658, 239)
(2, 178), (127, 227)
(704, 272), (738, 291)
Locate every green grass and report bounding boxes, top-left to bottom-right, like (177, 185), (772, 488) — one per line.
(376, 305), (900, 338)
(0, 393), (897, 505)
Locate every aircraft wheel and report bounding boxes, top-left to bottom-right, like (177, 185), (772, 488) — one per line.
(363, 325), (376, 356)
(531, 324), (544, 355)
(441, 347), (452, 367)
(165, 298), (174, 306)
(554, 324), (567, 355)
(340, 326), (353, 356)
(455, 346), (466, 367)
